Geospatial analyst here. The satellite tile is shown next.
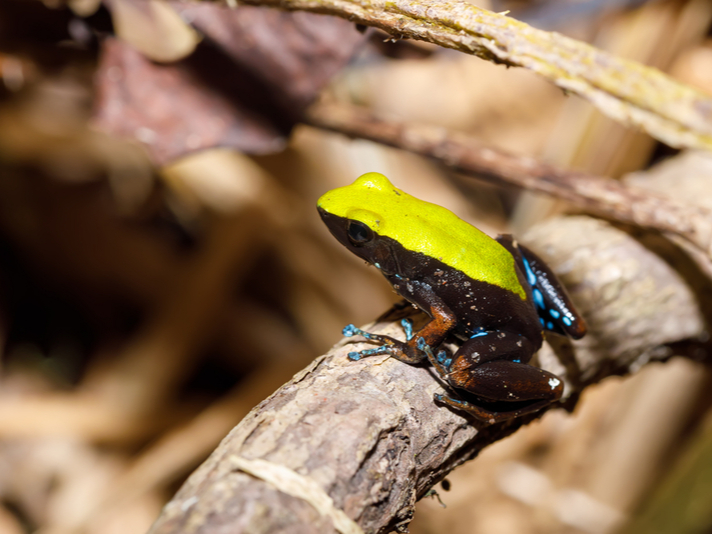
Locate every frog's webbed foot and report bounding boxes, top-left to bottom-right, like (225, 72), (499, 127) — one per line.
(343, 320), (424, 363)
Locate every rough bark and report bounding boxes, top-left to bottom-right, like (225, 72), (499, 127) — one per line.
(149, 216), (707, 534)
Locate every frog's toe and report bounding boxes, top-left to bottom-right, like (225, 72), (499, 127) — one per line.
(347, 345), (391, 361)
(342, 324), (361, 337)
(436, 350), (452, 368)
(416, 337), (436, 358)
(343, 324), (396, 345)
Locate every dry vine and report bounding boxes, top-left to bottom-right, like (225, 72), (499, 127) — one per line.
(228, 0), (712, 151)
(306, 102), (712, 258)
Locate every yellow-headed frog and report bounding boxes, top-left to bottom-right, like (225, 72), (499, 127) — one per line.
(317, 172), (586, 424)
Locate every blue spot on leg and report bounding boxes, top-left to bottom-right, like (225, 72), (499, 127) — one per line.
(547, 321), (554, 330)
(436, 350), (452, 369)
(400, 318), (414, 341)
(549, 309), (561, 319)
(563, 316), (572, 326)
(417, 337), (444, 364)
(417, 337), (435, 358)
(470, 331), (488, 339)
(522, 257), (537, 286)
(533, 288), (545, 310)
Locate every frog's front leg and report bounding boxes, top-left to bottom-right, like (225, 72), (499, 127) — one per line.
(344, 280), (457, 364)
(427, 333), (564, 423)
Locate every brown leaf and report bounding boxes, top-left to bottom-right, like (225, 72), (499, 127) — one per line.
(93, 5), (367, 165)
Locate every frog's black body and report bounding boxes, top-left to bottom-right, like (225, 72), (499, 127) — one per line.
(319, 206), (585, 424)
(381, 240), (543, 347)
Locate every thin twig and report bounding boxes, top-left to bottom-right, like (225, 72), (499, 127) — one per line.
(305, 102), (712, 258)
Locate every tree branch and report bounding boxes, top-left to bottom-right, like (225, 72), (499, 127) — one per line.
(230, 0), (712, 152)
(305, 102), (712, 258)
(148, 215), (706, 534)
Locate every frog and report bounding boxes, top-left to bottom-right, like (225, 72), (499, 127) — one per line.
(317, 172), (586, 424)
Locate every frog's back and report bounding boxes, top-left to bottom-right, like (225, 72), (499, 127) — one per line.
(318, 173), (526, 300)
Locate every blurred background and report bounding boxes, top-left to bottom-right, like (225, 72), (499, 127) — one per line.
(1, 0), (712, 533)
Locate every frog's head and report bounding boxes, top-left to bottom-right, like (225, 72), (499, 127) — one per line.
(319, 173), (531, 301)
(317, 172), (402, 272)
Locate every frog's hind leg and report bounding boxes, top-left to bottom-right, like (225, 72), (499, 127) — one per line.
(496, 234), (586, 340)
(436, 359), (564, 423)
(424, 331), (564, 423)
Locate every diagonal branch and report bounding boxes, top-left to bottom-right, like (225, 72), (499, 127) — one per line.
(305, 102), (712, 258)
(231, 0), (712, 152)
(148, 212), (707, 534)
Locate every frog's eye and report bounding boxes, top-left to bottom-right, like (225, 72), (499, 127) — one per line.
(347, 220), (373, 246)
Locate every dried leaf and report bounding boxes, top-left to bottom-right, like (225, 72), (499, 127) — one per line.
(93, 5), (366, 165)
(172, 4), (367, 113)
(93, 38), (282, 165)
